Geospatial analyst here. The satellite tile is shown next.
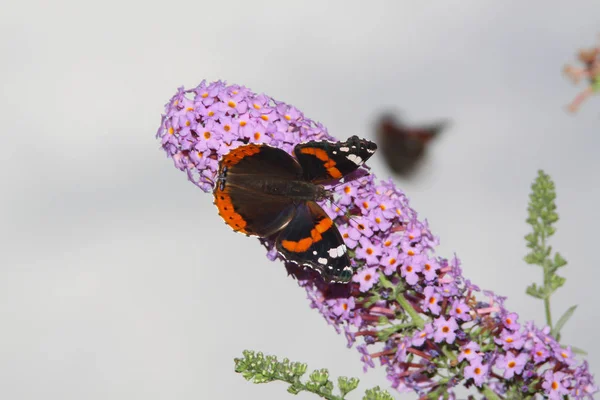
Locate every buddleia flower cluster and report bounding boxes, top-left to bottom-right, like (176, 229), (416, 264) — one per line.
(156, 81), (597, 399)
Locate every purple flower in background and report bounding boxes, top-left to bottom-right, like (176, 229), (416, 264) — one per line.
(495, 352), (528, 379)
(458, 341), (480, 362)
(355, 237), (382, 265)
(156, 81), (597, 399)
(331, 297), (355, 320)
(422, 285), (441, 315)
(411, 323), (433, 347)
(353, 266), (379, 292)
(553, 344), (576, 367)
(400, 255), (423, 286)
(422, 257), (440, 281)
(532, 342), (550, 364)
(542, 370), (569, 399)
(449, 299), (471, 321)
(380, 248), (400, 276)
(433, 316), (458, 344)
(501, 311), (520, 331)
(495, 329), (525, 351)
(464, 357), (489, 387)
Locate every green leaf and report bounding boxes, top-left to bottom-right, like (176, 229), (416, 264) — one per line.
(525, 283), (546, 299)
(338, 377), (359, 396)
(549, 274), (566, 291)
(553, 252), (567, 268)
(571, 346), (588, 356)
(552, 305), (577, 337)
(362, 386), (395, 400)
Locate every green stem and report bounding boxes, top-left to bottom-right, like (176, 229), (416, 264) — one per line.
(482, 385), (502, 400)
(544, 297), (552, 328)
(396, 293), (425, 329)
(541, 232), (553, 328)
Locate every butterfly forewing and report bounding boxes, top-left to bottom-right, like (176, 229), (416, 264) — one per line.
(294, 136), (377, 183)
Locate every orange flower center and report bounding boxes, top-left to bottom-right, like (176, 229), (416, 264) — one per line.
(364, 274), (372, 281)
(366, 248), (373, 255)
(204, 131), (211, 139)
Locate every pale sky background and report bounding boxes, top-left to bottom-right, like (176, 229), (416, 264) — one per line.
(1, 1), (599, 399)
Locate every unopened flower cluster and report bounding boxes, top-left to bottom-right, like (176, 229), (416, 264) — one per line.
(156, 81), (597, 399)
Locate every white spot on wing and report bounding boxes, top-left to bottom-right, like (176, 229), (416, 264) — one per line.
(328, 244), (346, 258)
(339, 146), (349, 152)
(318, 257), (328, 265)
(347, 154), (362, 165)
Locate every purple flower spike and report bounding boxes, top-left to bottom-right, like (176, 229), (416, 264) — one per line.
(156, 81), (597, 399)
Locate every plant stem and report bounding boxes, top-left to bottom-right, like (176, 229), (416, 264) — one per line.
(541, 232), (553, 328)
(396, 293), (425, 329)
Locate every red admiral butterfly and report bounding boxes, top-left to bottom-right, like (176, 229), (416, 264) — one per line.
(213, 136), (377, 283)
(376, 114), (447, 178)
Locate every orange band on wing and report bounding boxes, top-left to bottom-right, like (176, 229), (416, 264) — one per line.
(281, 237), (313, 253)
(282, 217), (333, 253)
(221, 144), (261, 168)
(214, 189), (248, 234)
(299, 147), (342, 179)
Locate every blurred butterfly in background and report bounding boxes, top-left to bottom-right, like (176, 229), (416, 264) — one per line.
(375, 113), (448, 178)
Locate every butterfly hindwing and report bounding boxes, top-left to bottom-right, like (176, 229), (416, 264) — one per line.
(214, 144), (302, 237)
(276, 201), (353, 283)
(294, 135), (377, 183)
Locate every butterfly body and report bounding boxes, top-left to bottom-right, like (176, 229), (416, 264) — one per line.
(213, 136), (377, 283)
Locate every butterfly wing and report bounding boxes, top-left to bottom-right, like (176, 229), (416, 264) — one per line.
(293, 136), (377, 183)
(276, 201), (352, 283)
(377, 115), (447, 176)
(214, 144), (302, 237)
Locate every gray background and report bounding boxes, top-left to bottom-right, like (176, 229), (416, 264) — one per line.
(1, 1), (599, 399)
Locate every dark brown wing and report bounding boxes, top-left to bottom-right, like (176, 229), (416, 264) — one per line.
(214, 144), (302, 237)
